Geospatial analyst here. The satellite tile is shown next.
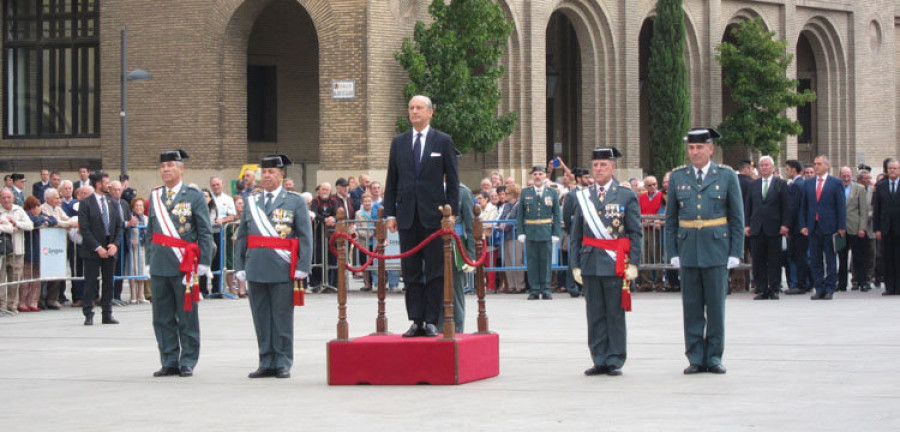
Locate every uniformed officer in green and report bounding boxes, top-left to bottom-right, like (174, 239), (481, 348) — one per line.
(146, 149), (213, 378)
(664, 128), (744, 375)
(438, 182), (475, 332)
(235, 155), (313, 379)
(517, 166), (561, 300)
(571, 147), (641, 376)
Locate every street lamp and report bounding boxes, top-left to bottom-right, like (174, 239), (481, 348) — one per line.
(121, 27), (152, 176)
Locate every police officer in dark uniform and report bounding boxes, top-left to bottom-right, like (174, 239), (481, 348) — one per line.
(665, 128), (744, 375)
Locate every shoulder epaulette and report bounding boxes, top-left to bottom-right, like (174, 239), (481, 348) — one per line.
(718, 164), (734, 171)
(184, 185), (201, 192)
(286, 190), (301, 197)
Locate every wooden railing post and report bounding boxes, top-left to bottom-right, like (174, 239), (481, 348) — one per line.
(336, 208), (349, 341)
(441, 205), (456, 339)
(374, 207), (388, 335)
(473, 206), (490, 334)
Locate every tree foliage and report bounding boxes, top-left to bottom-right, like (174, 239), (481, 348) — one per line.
(648, 0), (691, 176)
(394, 0), (517, 154)
(716, 17), (816, 156)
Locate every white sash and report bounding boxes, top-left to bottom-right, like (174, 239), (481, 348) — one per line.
(575, 187), (617, 261)
(247, 194), (292, 265)
(151, 187), (184, 263)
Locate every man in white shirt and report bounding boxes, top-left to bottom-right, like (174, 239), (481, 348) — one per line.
(210, 176), (237, 296)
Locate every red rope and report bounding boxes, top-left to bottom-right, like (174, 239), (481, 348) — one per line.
(328, 228), (489, 273)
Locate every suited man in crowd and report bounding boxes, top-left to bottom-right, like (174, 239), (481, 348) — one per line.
(784, 160), (810, 295)
(571, 147), (641, 377)
(665, 128), (744, 375)
(873, 159), (900, 296)
(109, 180), (137, 305)
(839, 167), (870, 292)
(74, 166), (91, 190)
(517, 166), (561, 300)
(235, 155), (313, 378)
(744, 156), (791, 300)
(799, 155), (846, 300)
(78, 171), (123, 325)
(145, 150), (213, 377)
(562, 169), (589, 297)
(384, 95), (459, 338)
(32, 169), (50, 203)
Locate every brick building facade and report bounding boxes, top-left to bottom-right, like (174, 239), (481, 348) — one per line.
(2, 0), (898, 191)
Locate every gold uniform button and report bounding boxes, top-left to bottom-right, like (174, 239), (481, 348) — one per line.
(697, 205), (702, 209)
(724, 233), (727, 237)
(698, 195), (702, 199)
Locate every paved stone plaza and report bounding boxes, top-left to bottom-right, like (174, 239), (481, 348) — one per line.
(1, 288), (897, 431)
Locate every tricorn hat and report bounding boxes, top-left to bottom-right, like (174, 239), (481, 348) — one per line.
(531, 165), (547, 174)
(592, 147), (623, 160)
(159, 149), (189, 163)
(684, 128), (721, 143)
(260, 154), (293, 169)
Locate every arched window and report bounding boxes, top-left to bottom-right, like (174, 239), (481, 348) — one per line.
(3, 0), (100, 137)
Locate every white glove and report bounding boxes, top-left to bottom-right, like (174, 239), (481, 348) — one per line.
(551, 236), (560, 244)
(198, 265), (211, 277)
(727, 256), (741, 269)
(670, 257), (680, 269)
(572, 268), (583, 285)
(293, 270), (308, 280)
(461, 264), (476, 274)
(235, 271), (246, 282)
(517, 234), (526, 243)
(624, 264), (638, 281)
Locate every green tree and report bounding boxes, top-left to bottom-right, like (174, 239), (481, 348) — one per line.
(648, 0), (691, 176)
(395, 0), (517, 154)
(716, 17), (816, 156)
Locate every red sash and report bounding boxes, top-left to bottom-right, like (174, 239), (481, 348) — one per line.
(152, 233), (201, 308)
(582, 237), (630, 278)
(247, 235), (300, 278)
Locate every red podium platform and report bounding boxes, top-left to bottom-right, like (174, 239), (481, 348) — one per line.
(327, 333), (499, 385)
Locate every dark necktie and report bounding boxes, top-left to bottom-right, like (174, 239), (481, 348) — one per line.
(413, 132), (422, 172)
(696, 169), (703, 186)
(892, 181), (896, 195)
(265, 192), (274, 213)
(100, 196), (110, 234)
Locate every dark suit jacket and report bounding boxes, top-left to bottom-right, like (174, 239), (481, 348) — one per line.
(872, 179), (900, 236)
(78, 194), (124, 259)
(799, 175), (846, 235)
(738, 174), (752, 202)
(745, 177), (791, 237)
(383, 127), (459, 230)
(32, 181), (49, 202)
(787, 176), (805, 234)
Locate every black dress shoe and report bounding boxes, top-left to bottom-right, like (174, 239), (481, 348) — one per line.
(707, 364), (727, 374)
(526, 294), (539, 300)
(275, 369), (291, 379)
(153, 367), (180, 377)
(753, 293), (768, 300)
(683, 365), (706, 374)
(402, 323), (422, 338)
(101, 316), (119, 324)
(823, 293), (833, 300)
(811, 293), (824, 300)
(569, 292), (581, 298)
(606, 366), (623, 376)
(541, 293), (553, 300)
(83, 314), (94, 326)
(769, 293), (780, 300)
(178, 366), (193, 377)
(421, 323), (439, 337)
(584, 365), (608, 376)
(248, 368), (276, 378)
(785, 288), (804, 295)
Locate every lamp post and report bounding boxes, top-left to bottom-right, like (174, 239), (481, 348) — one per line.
(121, 27), (152, 176)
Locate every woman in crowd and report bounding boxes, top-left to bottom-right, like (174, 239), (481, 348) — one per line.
(199, 188), (219, 298)
(476, 190), (499, 292)
(128, 198), (148, 304)
(355, 192), (377, 291)
(21, 196), (56, 311)
(40, 188), (75, 309)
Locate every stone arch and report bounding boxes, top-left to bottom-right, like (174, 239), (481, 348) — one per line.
(544, 0), (617, 168)
(495, 0), (524, 175)
(799, 16), (851, 166)
(727, 7), (772, 32)
(205, 0), (337, 168)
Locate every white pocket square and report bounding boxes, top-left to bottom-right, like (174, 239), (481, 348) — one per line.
(430, 152), (441, 157)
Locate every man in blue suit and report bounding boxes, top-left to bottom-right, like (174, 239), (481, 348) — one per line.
(784, 160), (811, 295)
(799, 155), (846, 300)
(384, 95), (459, 337)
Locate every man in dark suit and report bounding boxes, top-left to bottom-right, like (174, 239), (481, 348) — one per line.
(784, 160), (811, 295)
(799, 155), (846, 300)
(78, 171), (123, 325)
(737, 160), (753, 201)
(32, 169), (50, 203)
(109, 180), (137, 305)
(74, 166), (91, 190)
(384, 95), (459, 338)
(873, 159), (900, 296)
(744, 156), (791, 300)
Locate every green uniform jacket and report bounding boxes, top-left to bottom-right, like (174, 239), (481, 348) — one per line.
(516, 185), (561, 241)
(571, 181), (642, 276)
(146, 184), (214, 276)
(664, 163), (744, 268)
(234, 188), (314, 283)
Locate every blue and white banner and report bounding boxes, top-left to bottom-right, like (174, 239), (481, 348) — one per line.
(40, 228), (68, 279)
